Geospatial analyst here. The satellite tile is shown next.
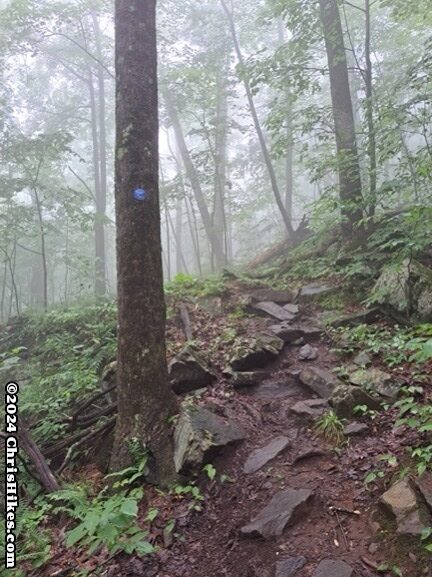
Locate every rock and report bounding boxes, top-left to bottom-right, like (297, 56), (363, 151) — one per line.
(349, 368), (401, 400)
(370, 259), (432, 322)
(230, 334), (284, 372)
(252, 301), (296, 321)
(299, 367), (339, 399)
(284, 303), (299, 315)
(353, 351), (372, 367)
(243, 436), (290, 474)
(312, 559), (353, 577)
(230, 371), (268, 389)
(241, 488), (314, 539)
(275, 556), (307, 577)
(174, 406), (246, 472)
(169, 345), (217, 394)
(250, 288), (294, 304)
(380, 479), (428, 536)
(416, 473), (432, 511)
(299, 283), (335, 302)
(299, 344), (319, 361)
(330, 383), (381, 418)
(344, 422), (369, 436)
(269, 323), (321, 344)
(292, 448), (329, 465)
(290, 399), (329, 418)
(250, 380), (302, 400)
(329, 308), (382, 329)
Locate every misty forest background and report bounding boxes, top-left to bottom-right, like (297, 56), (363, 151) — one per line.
(1, 0), (431, 315)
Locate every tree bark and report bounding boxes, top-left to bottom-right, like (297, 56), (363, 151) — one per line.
(92, 12), (108, 296)
(319, 0), (364, 242)
(365, 0), (377, 218)
(18, 424), (60, 493)
(220, 0), (294, 238)
(111, 0), (177, 486)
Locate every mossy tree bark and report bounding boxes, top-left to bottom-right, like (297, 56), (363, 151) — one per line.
(110, 0), (177, 487)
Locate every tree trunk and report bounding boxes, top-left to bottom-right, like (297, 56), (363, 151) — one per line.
(32, 189), (48, 311)
(221, 0), (294, 238)
(175, 199), (183, 274)
(111, 0), (177, 486)
(163, 90), (226, 269)
(319, 0), (364, 242)
(277, 21), (294, 221)
(213, 66), (229, 266)
(18, 423), (60, 493)
(365, 0), (377, 218)
(92, 12), (108, 296)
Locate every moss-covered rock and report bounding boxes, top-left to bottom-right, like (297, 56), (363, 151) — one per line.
(370, 259), (432, 322)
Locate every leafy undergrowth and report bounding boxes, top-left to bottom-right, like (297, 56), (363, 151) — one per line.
(1, 260), (432, 576)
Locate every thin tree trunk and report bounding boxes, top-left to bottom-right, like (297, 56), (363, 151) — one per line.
(221, 0), (294, 238)
(32, 189), (48, 311)
(185, 196), (202, 276)
(92, 12), (108, 296)
(163, 89), (226, 269)
(277, 21), (294, 220)
(319, 0), (364, 242)
(213, 66), (229, 266)
(111, 0), (177, 485)
(365, 0), (377, 218)
(175, 199), (183, 274)
(167, 206), (189, 274)
(163, 198), (171, 281)
(1, 259), (7, 323)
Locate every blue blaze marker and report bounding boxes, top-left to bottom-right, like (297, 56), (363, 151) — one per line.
(133, 187), (149, 201)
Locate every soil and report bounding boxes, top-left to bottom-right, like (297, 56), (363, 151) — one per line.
(36, 281), (432, 577)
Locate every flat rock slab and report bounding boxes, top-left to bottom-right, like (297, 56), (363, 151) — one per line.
(248, 380), (303, 400)
(243, 436), (290, 474)
(380, 479), (427, 536)
(344, 422), (369, 436)
(290, 399), (329, 419)
(284, 303), (299, 315)
(312, 559), (353, 577)
(241, 488), (314, 539)
(416, 473), (432, 511)
(252, 301), (296, 321)
(275, 556), (306, 577)
(270, 323), (321, 344)
(299, 283), (335, 301)
(299, 367), (339, 399)
(349, 367), (401, 400)
(329, 308), (382, 328)
(250, 289), (294, 304)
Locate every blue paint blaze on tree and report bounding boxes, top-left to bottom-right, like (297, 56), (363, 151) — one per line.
(133, 188), (149, 201)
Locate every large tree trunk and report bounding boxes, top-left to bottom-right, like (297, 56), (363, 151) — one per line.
(111, 0), (177, 486)
(319, 0), (364, 242)
(220, 0), (294, 239)
(163, 90), (226, 270)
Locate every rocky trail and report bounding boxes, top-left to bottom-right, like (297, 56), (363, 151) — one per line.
(45, 282), (432, 577)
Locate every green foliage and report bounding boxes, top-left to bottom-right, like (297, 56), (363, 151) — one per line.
(49, 485), (154, 557)
(0, 502), (53, 576)
(315, 410), (345, 445)
(165, 273), (227, 299)
(7, 301), (117, 447)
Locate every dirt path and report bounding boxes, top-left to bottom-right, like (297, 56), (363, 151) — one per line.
(151, 299), (416, 577)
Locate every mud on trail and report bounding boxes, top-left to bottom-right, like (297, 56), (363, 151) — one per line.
(42, 281), (432, 577)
